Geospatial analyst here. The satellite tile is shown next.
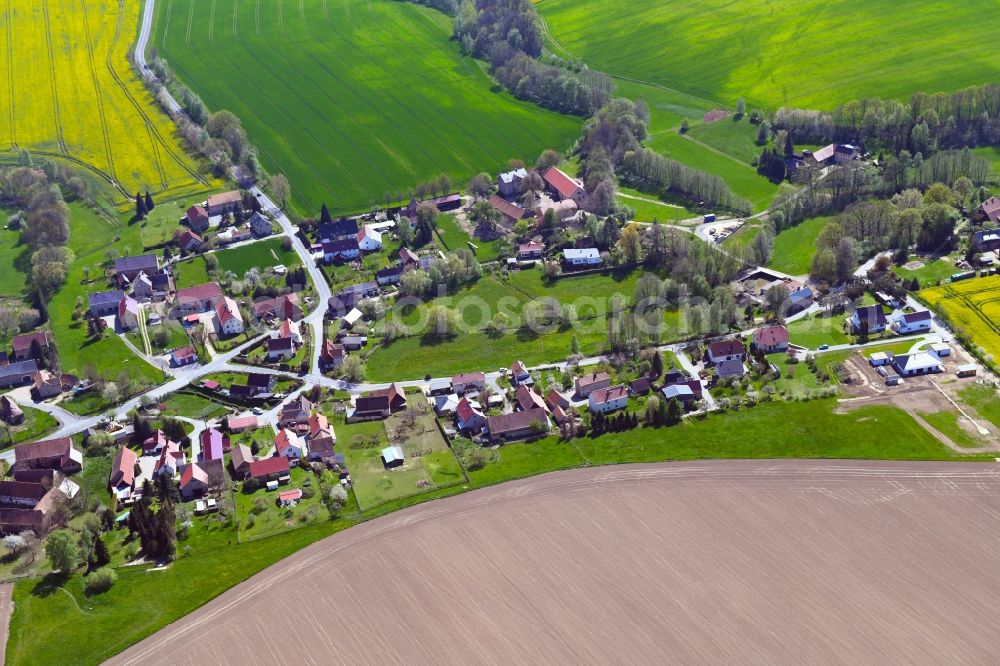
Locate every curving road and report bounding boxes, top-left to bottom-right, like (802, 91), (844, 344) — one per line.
(108, 459), (1000, 665)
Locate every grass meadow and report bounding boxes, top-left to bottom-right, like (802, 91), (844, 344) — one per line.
(538, 0), (1000, 109)
(0, 0), (214, 204)
(768, 215), (832, 275)
(153, 0), (582, 215)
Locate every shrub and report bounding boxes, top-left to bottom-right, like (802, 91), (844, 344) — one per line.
(85, 567), (117, 595)
(250, 497), (268, 515)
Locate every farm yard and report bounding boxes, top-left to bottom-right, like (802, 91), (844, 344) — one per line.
(0, 0), (213, 203)
(921, 276), (1000, 363)
(152, 0), (582, 214)
(537, 0), (1000, 109)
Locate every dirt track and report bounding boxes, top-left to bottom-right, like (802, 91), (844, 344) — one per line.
(109, 461), (1000, 665)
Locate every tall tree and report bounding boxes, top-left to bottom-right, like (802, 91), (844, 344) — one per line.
(144, 191), (155, 211)
(135, 192), (147, 219)
(319, 204), (333, 226)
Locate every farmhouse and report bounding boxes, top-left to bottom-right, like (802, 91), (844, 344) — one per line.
(253, 293), (301, 322)
(893, 310), (932, 334)
(517, 241), (544, 260)
(893, 352), (943, 377)
(708, 339), (746, 365)
(115, 254), (159, 286)
(807, 144), (838, 166)
(497, 167), (527, 197)
(978, 197), (1000, 225)
(486, 408), (549, 443)
(230, 444), (254, 479)
(0, 395), (23, 425)
(248, 456), (290, 483)
(178, 230), (203, 253)
(109, 446), (138, 506)
(972, 228), (1000, 252)
(307, 414), (336, 462)
(180, 463), (210, 500)
(851, 306), (888, 334)
(153, 441), (186, 478)
(368, 383), (407, 412)
(88, 290), (124, 318)
(318, 218), (360, 242)
(575, 372), (610, 397)
(117, 295), (141, 330)
(173, 282), (224, 317)
(275, 429), (305, 460)
(323, 238), (361, 262)
(356, 226), (383, 252)
(545, 389), (569, 411)
(537, 199), (578, 223)
(249, 212), (273, 237)
(751, 325), (789, 354)
(349, 396), (392, 422)
(456, 397), (486, 433)
(563, 248), (600, 266)
(381, 446), (405, 469)
(14, 437), (82, 474)
(0, 360), (38, 389)
(320, 340), (345, 369)
(185, 205), (210, 232)
(205, 191), (242, 216)
(214, 297), (245, 336)
(132, 271), (171, 302)
(489, 195), (529, 225)
(452, 372), (486, 394)
(279, 396), (312, 426)
(515, 385), (549, 414)
(542, 167), (586, 203)
(31, 371), (61, 400)
(588, 385), (629, 414)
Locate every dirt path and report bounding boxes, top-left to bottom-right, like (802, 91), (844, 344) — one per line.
(109, 461), (1000, 665)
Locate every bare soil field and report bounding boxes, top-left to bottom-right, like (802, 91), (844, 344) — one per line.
(109, 461), (1000, 665)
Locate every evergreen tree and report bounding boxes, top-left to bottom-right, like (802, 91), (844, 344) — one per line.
(91, 535), (111, 569)
(135, 192), (147, 219)
(144, 191), (155, 211)
(319, 204), (333, 226)
(651, 350), (663, 379)
(666, 398), (683, 425)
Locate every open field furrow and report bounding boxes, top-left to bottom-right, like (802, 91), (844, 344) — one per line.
(40, 0), (67, 153)
(77, 0), (119, 188)
(1, 0), (14, 149)
(208, 0), (216, 41)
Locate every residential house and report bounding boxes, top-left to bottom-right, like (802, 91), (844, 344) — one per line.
(0, 395), (23, 425)
(451, 372), (486, 395)
(153, 441), (186, 478)
(381, 445), (405, 469)
(109, 446), (138, 506)
(545, 389), (569, 412)
(834, 144), (859, 164)
(497, 167), (527, 197)
(249, 212), (272, 237)
(306, 413), (336, 462)
(0, 360), (38, 389)
(248, 456), (290, 483)
(322, 238), (361, 262)
(178, 229), (203, 252)
(214, 296), (245, 336)
(434, 393), (461, 416)
(368, 382), (407, 412)
(173, 282), (224, 317)
(542, 167), (586, 203)
(376, 265), (404, 286)
(628, 377), (651, 396)
(171, 346), (198, 367)
(751, 325), (789, 354)
(143, 430), (171, 455)
(356, 226), (383, 252)
(131, 271), (171, 302)
(515, 385), (549, 414)
(575, 372), (610, 398)
(88, 290), (124, 317)
(893, 352), (943, 377)
(253, 293), (302, 322)
(489, 195), (528, 225)
(517, 241), (543, 260)
(319, 340), (345, 369)
(536, 199), (578, 223)
(588, 385), (629, 414)
(266, 337), (296, 361)
(115, 254), (158, 287)
(180, 463), (210, 499)
(14, 437), (82, 474)
(399, 247), (421, 270)
(708, 339), (746, 365)
(562, 248), (601, 266)
(205, 191), (242, 216)
(117, 295), (141, 330)
(893, 310), (933, 335)
(230, 444), (254, 479)
(427, 378), (452, 396)
(787, 287), (814, 315)
(275, 429), (305, 460)
(228, 414), (259, 433)
(12, 332), (52, 362)
(510, 360), (532, 385)
(486, 408), (549, 443)
(972, 227), (1000, 252)
(340, 335), (367, 351)
(348, 396), (391, 422)
(456, 397), (486, 433)
(317, 218), (360, 242)
(328, 281), (379, 314)
(978, 196), (1000, 225)
(807, 143), (838, 166)
(32, 371), (61, 399)
(277, 318), (302, 345)
(851, 306), (888, 334)
(661, 384), (696, 409)
(199, 428), (228, 462)
(715, 358), (746, 379)
(185, 205), (210, 232)
(278, 396), (312, 426)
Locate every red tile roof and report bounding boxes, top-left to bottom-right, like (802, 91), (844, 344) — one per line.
(175, 282), (222, 304)
(249, 456), (290, 478)
(215, 297), (242, 325)
(488, 195), (528, 222)
(753, 325), (789, 347)
(111, 446), (138, 487)
(576, 372), (609, 390)
(516, 385), (548, 413)
(542, 167), (584, 200)
(709, 339), (745, 358)
(11, 332), (51, 355)
(456, 397), (481, 423)
(589, 384), (628, 404)
(278, 488), (302, 502)
(181, 462), (208, 488)
(452, 372), (485, 385)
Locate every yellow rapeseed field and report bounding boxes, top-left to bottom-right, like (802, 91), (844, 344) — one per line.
(0, 0), (210, 202)
(921, 276), (1000, 361)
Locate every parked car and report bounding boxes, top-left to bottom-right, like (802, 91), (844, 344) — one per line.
(818, 344), (829, 350)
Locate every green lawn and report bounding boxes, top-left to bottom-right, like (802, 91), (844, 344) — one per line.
(769, 216), (832, 276)
(175, 238), (301, 288)
(159, 391), (230, 420)
(0, 209), (30, 297)
(434, 214), (504, 262)
(920, 410), (991, 449)
(126, 321), (191, 355)
(539, 0), (1000, 109)
(0, 406), (59, 449)
(686, 115), (765, 164)
(237, 466), (328, 539)
(787, 314), (850, 349)
(893, 257), (959, 288)
(154, 0), (582, 215)
(958, 384), (1000, 430)
(617, 186), (693, 223)
(136, 195), (209, 249)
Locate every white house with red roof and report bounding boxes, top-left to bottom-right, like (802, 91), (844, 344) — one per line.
(751, 325), (789, 354)
(451, 372), (486, 394)
(542, 167), (586, 204)
(153, 441), (186, 478)
(510, 360), (531, 385)
(214, 296), (244, 336)
(109, 446), (138, 506)
(456, 396), (486, 432)
(588, 385), (629, 414)
(276, 318), (302, 345)
(180, 463), (209, 499)
(117, 295), (141, 330)
(275, 429), (305, 460)
(356, 226), (383, 252)
(173, 282), (224, 317)
(707, 339), (746, 365)
(517, 241), (544, 260)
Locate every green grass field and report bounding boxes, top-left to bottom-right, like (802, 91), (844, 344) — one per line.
(787, 314), (850, 349)
(769, 216), (832, 275)
(153, 0), (582, 214)
(958, 384), (1000, 430)
(174, 237), (301, 287)
(434, 214), (504, 262)
(538, 0), (1000, 109)
(893, 256), (959, 288)
(920, 410), (991, 449)
(0, 208), (30, 297)
(0, 406), (58, 449)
